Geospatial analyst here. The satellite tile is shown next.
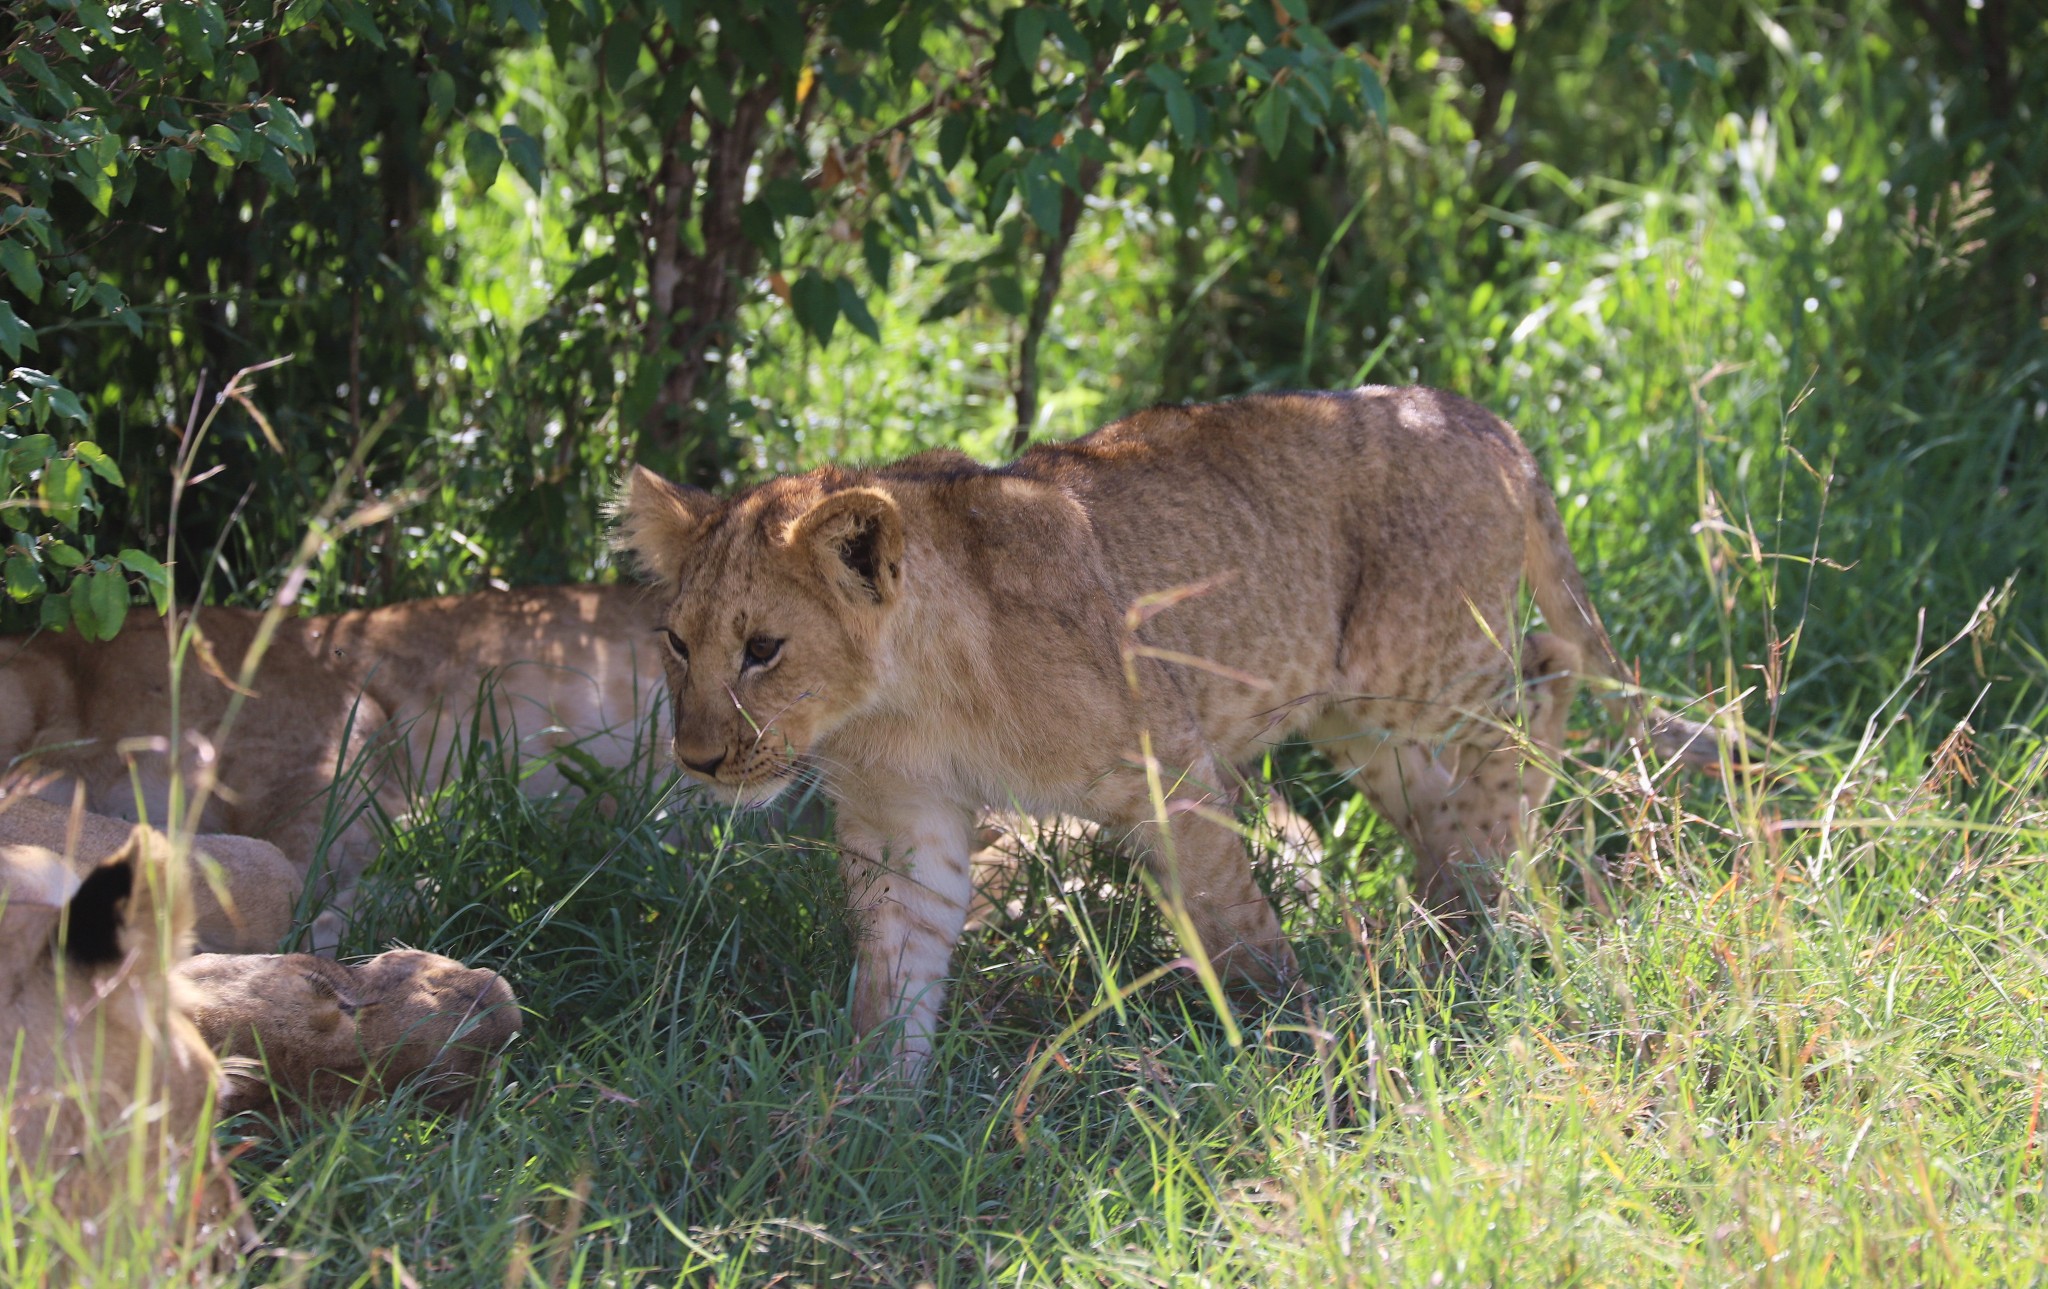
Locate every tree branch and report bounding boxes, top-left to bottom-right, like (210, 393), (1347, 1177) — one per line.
(1010, 158), (1101, 456)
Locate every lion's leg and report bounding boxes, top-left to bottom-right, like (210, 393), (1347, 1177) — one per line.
(1317, 632), (1579, 913)
(1125, 806), (1299, 987)
(1093, 756), (1298, 988)
(833, 793), (978, 1080)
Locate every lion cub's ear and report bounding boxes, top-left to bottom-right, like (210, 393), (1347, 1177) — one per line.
(62, 830), (193, 969)
(791, 488), (904, 606)
(611, 466), (721, 587)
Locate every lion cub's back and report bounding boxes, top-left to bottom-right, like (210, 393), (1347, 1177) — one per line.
(1013, 384), (1538, 599)
(1005, 386), (1544, 744)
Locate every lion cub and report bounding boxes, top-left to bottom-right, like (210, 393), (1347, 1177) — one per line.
(617, 386), (1727, 1075)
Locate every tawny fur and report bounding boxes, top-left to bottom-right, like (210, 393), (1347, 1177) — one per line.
(1, 830), (253, 1268)
(0, 586), (667, 951)
(0, 793), (302, 954)
(176, 948), (521, 1118)
(617, 386), (1735, 1076)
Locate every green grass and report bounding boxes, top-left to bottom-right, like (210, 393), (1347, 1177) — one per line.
(134, 640), (2031, 1288)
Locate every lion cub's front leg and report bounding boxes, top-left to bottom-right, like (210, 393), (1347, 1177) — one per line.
(833, 793), (978, 1080)
(1122, 806), (1300, 989)
(1094, 761), (1300, 989)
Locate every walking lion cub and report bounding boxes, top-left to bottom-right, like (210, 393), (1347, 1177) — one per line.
(616, 387), (1730, 1074)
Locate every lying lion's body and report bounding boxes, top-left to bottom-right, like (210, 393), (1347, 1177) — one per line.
(1, 831), (250, 1266)
(620, 386), (1718, 1073)
(0, 586), (666, 949)
(0, 794), (302, 954)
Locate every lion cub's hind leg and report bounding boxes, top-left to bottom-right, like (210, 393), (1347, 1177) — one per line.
(1316, 632), (1579, 915)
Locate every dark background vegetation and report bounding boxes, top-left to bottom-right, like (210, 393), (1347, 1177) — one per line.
(5, 0), (2044, 729)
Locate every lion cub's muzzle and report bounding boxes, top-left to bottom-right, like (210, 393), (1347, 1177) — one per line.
(670, 732), (802, 810)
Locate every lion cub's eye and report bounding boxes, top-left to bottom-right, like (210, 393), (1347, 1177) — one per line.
(664, 629), (689, 663)
(743, 635), (783, 669)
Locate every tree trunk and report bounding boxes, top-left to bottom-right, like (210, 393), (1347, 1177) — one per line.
(640, 85), (777, 488)
(1010, 161), (1101, 457)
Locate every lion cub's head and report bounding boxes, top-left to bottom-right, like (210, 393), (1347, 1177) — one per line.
(613, 466), (904, 808)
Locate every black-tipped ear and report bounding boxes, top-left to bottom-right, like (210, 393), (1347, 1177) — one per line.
(63, 856), (134, 967)
(791, 488), (904, 605)
(610, 466), (721, 587)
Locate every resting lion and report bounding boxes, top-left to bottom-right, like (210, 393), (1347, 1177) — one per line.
(1, 829), (252, 1269)
(0, 793), (302, 954)
(617, 385), (1735, 1074)
(4, 823), (518, 1268)
(177, 948), (521, 1119)
(0, 586), (664, 950)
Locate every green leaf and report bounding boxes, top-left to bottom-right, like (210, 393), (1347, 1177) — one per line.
(738, 200), (779, 259)
(279, 0), (326, 35)
(64, 157), (112, 216)
(1358, 60), (1386, 120)
(259, 102), (312, 156)
(72, 440), (120, 483)
(428, 70), (456, 119)
(117, 548), (170, 612)
(501, 124), (544, 191)
(46, 540), (85, 569)
(763, 0), (805, 69)
(333, 0), (388, 48)
(67, 574), (99, 637)
(887, 10), (927, 78)
(256, 141), (297, 191)
(166, 2), (224, 73)
(861, 222), (892, 291)
(463, 126), (504, 191)
(601, 20), (641, 91)
(8, 433), (55, 466)
(761, 175), (815, 219)
(37, 381), (91, 428)
(921, 282), (976, 323)
(493, 0), (542, 36)
(1183, 0), (1216, 32)
(161, 145), (194, 190)
(790, 269), (839, 344)
(14, 47), (79, 112)
(37, 590), (70, 631)
(696, 74), (734, 124)
(1043, 8), (1090, 59)
(0, 301), (35, 361)
(0, 241), (42, 303)
(834, 277), (880, 341)
(87, 563), (129, 637)
(1119, 92), (1167, 149)
(937, 112), (969, 172)
(562, 253), (619, 295)
(200, 123), (241, 166)
(1253, 87), (1291, 157)
(1013, 6), (1045, 70)
(3, 553), (41, 603)
(1145, 64), (1198, 142)
(988, 274), (1027, 316)
(1025, 170), (1063, 237)
(39, 455), (85, 527)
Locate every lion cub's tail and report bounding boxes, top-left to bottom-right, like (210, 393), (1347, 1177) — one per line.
(1522, 484), (1746, 771)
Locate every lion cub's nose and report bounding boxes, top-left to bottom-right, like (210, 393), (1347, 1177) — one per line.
(679, 750), (726, 777)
